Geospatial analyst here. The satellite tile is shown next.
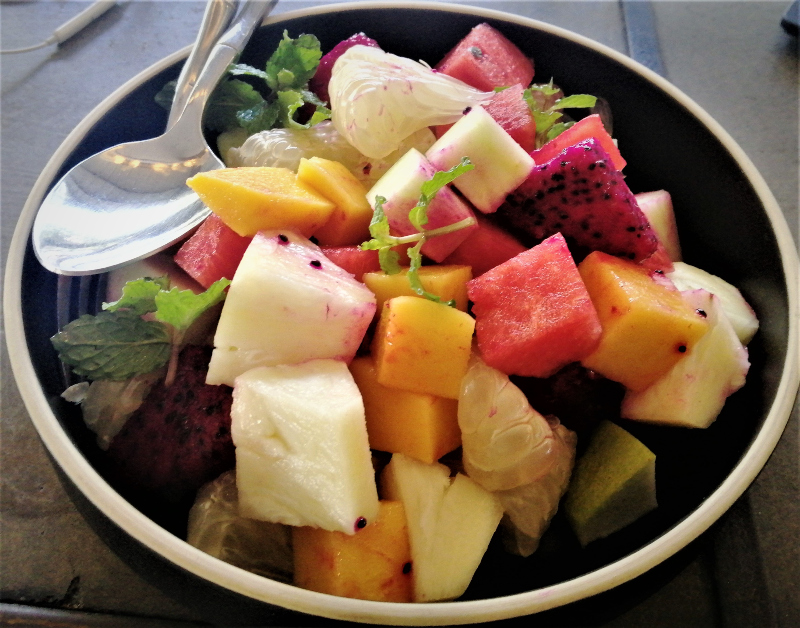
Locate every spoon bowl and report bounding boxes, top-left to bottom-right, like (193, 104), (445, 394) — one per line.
(32, 0), (276, 276)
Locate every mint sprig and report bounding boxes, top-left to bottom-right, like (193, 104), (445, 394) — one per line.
(361, 158), (476, 306)
(52, 277), (230, 384)
(523, 80), (597, 148)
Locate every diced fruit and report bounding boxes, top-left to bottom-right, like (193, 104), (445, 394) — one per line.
(435, 23), (535, 92)
(217, 127), (250, 166)
(297, 156), (374, 246)
(367, 148), (477, 262)
(668, 262), (759, 345)
(371, 296), (475, 400)
(441, 213), (527, 277)
(498, 139), (659, 262)
(621, 290), (750, 428)
(231, 359), (379, 533)
(319, 245), (382, 282)
(484, 84), (537, 152)
(635, 190), (682, 262)
(105, 345), (235, 505)
(206, 231), (375, 386)
(468, 233), (602, 378)
(175, 214), (253, 288)
(564, 420), (657, 546)
(458, 355), (577, 493)
(638, 241), (675, 274)
(187, 470), (293, 582)
(350, 356), (461, 464)
(362, 265), (472, 313)
(293, 501), (413, 602)
(578, 251), (710, 391)
(426, 106), (535, 214)
(530, 114), (626, 171)
(309, 33), (381, 105)
(186, 167), (335, 238)
(381, 453), (503, 602)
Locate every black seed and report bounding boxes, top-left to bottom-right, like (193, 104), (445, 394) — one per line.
(588, 163), (597, 170)
(592, 231), (602, 239)
(580, 220), (591, 230)
(577, 178), (588, 184)
(355, 517), (368, 530)
(678, 345), (687, 353)
(598, 161), (607, 168)
(626, 226), (636, 232)
(535, 190), (545, 200)
(362, 163), (372, 176)
(627, 252), (636, 260)
(278, 234), (289, 243)
(595, 182), (603, 189)
(560, 161), (568, 167)
(603, 193), (612, 200)
(469, 46), (483, 58)
(551, 173), (565, 181)
(559, 213), (569, 220)
(310, 260), (322, 269)
(553, 222), (562, 229)
(402, 562), (412, 574)
(463, 106), (472, 115)
(696, 309), (707, 318)
(654, 269), (665, 274)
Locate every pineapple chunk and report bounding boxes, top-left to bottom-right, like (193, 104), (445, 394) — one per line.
(578, 251), (709, 391)
(381, 453), (503, 602)
(297, 157), (374, 246)
(371, 296), (475, 399)
(231, 359), (379, 534)
(293, 501), (413, 602)
(350, 356), (461, 464)
(187, 167), (335, 237)
(363, 265), (472, 313)
(206, 231), (375, 386)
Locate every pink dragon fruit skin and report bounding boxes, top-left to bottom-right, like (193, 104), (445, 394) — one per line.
(498, 138), (659, 262)
(309, 33), (381, 104)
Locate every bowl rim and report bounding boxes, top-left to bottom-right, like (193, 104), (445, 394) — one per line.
(4, 1), (799, 624)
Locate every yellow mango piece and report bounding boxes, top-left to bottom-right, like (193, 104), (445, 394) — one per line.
(297, 157), (374, 246)
(363, 265), (472, 314)
(293, 501), (413, 602)
(371, 296), (475, 399)
(579, 251), (709, 391)
(350, 356), (461, 464)
(186, 167), (335, 237)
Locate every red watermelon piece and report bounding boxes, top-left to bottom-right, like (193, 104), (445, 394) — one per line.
(467, 232), (602, 378)
(498, 139), (658, 262)
(175, 214), (252, 288)
(531, 114), (626, 171)
(442, 213), (527, 276)
(435, 23), (534, 92)
(319, 245), (382, 282)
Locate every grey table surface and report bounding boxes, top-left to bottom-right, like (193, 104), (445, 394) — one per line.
(1, 1), (798, 627)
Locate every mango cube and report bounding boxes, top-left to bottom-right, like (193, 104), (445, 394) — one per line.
(350, 356), (461, 464)
(371, 296), (475, 399)
(363, 265), (472, 314)
(293, 501), (413, 602)
(297, 157), (374, 246)
(579, 251), (709, 391)
(186, 167), (335, 237)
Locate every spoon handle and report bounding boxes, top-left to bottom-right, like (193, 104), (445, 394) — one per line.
(174, 0), (278, 137)
(167, 0), (239, 129)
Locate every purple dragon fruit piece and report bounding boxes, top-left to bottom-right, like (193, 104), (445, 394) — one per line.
(309, 33), (381, 104)
(498, 138), (659, 262)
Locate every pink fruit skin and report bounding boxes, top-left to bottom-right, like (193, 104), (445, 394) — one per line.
(468, 232), (602, 378)
(381, 161), (478, 263)
(309, 34), (380, 104)
(442, 213), (527, 276)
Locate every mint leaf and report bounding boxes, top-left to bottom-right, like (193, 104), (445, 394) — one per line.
(547, 121), (575, 141)
(103, 277), (169, 315)
(228, 63), (269, 81)
(51, 311), (172, 381)
(410, 158), (474, 231)
(554, 94), (597, 110)
(265, 31), (322, 91)
(379, 248), (402, 275)
(276, 89), (308, 129)
(205, 79), (265, 133)
(154, 278), (230, 333)
(236, 99), (280, 134)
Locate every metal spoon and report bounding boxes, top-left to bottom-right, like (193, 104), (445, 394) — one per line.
(32, 0), (277, 276)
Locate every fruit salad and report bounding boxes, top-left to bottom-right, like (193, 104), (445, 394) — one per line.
(53, 23), (759, 604)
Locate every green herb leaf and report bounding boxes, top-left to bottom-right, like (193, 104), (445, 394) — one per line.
(410, 157), (474, 231)
(378, 248), (402, 275)
(236, 99), (280, 134)
(265, 31), (322, 92)
(51, 311), (172, 381)
(228, 63), (270, 81)
(554, 94), (598, 110)
(205, 79), (265, 133)
(103, 277), (169, 315)
(547, 120), (575, 141)
(154, 278), (231, 332)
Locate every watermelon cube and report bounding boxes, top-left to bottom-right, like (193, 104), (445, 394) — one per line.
(467, 232), (602, 378)
(442, 213), (527, 277)
(175, 214), (252, 288)
(318, 245), (382, 282)
(531, 114), (626, 171)
(435, 23), (534, 92)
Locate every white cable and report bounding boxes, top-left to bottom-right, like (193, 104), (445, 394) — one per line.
(1, 0), (122, 54)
